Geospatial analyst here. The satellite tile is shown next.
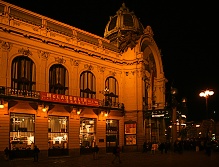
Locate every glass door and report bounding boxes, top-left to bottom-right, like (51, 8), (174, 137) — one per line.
(106, 119), (119, 153)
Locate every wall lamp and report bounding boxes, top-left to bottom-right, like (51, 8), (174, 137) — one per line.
(0, 99), (4, 109)
(77, 108), (82, 115)
(42, 104), (49, 112)
(101, 111), (109, 117)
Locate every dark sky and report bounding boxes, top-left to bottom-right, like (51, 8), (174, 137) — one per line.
(3, 0), (219, 121)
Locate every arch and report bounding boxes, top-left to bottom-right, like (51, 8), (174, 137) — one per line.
(140, 37), (164, 78)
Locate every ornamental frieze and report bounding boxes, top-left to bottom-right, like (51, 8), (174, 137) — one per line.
(18, 47), (32, 56)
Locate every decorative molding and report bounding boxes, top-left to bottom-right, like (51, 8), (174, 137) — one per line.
(93, 46), (98, 50)
(32, 27), (39, 32)
(50, 32), (56, 37)
(3, 28), (146, 66)
(0, 40), (12, 51)
(84, 64), (93, 71)
(70, 58), (80, 66)
(97, 66), (105, 73)
(38, 50), (50, 60)
(98, 39), (103, 48)
(144, 26), (154, 37)
(65, 37), (71, 42)
(13, 21), (20, 26)
(18, 47), (32, 56)
(55, 56), (66, 64)
(109, 71), (116, 76)
(118, 31), (141, 53)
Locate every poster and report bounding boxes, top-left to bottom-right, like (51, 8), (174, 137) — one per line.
(125, 135), (136, 145)
(125, 123), (136, 134)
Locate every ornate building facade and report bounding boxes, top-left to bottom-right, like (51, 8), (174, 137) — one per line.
(0, 1), (166, 158)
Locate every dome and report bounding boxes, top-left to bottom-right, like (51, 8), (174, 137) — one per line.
(104, 3), (144, 52)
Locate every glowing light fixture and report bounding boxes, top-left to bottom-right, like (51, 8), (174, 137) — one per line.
(0, 99), (4, 109)
(77, 109), (82, 115)
(42, 105), (49, 112)
(199, 89), (214, 119)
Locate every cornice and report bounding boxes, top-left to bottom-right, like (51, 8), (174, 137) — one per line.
(0, 26), (143, 66)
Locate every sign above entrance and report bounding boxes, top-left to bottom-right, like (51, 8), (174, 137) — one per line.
(40, 92), (100, 107)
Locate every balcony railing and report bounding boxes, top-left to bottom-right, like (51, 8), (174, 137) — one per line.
(0, 86), (40, 98)
(0, 86), (124, 111)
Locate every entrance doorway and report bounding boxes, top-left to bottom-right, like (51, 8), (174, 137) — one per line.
(106, 119), (119, 153)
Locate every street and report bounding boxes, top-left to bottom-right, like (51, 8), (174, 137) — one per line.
(1, 150), (218, 167)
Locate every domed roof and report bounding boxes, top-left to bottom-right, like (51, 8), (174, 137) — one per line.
(104, 3), (144, 52)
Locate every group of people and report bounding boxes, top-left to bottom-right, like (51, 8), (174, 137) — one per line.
(142, 139), (215, 156)
(4, 145), (40, 162)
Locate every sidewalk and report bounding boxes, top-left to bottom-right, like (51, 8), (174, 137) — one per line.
(1, 150), (218, 167)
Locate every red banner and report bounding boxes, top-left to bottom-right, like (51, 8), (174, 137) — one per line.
(40, 92), (100, 107)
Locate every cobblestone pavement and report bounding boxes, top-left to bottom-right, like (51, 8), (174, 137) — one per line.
(1, 150), (219, 167)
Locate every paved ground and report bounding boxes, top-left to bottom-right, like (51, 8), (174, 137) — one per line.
(1, 150), (218, 167)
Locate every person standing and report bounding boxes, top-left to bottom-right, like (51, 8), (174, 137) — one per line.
(142, 142), (147, 153)
(112, 145), (122, 164)
(33, 145), (40, 162)
(92, 145), (99, 160)
(4, 147), (10, 161)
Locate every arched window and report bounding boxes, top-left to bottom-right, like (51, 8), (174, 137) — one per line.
(105, 77), (119, 106)
(49, 64), (68, 95)
(80, 71), (96, 98)
(11, 56), (36, 92)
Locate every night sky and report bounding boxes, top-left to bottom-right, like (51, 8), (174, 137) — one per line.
(2, 0), (219, 121)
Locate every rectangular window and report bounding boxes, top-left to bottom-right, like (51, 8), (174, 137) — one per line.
(48, 116), (68, 149)
(10, 113), (35, 150)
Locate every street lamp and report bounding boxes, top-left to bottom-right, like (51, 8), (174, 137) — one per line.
(171, 87), (178, 143)
(199, 89), (214, 119)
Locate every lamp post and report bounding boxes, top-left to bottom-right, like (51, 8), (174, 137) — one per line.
(199, 89), (214, 119)
(199, 89), (214, 140)
(171, 87), (178, 143)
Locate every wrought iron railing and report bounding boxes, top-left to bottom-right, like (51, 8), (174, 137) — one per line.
(100, 99), (124, 109)
(0, 86), (40, 98)
(0, 86), (125, 110)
